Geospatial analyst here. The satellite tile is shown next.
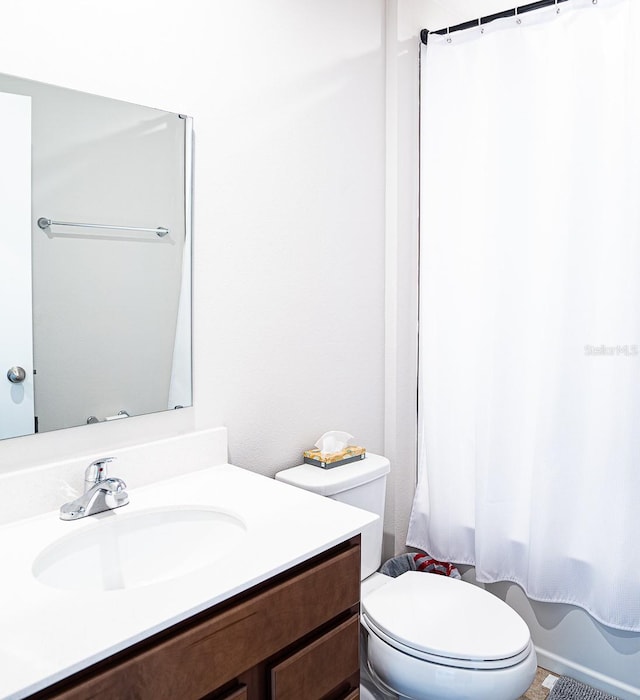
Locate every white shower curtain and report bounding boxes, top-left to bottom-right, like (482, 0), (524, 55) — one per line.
(407, 0), (640, 632)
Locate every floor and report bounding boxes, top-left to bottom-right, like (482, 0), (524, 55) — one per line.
(520, 667), (554, 700)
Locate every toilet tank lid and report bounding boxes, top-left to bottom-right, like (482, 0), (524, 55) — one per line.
(275, 453), (390, 496)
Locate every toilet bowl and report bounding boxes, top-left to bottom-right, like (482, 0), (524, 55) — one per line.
(360, 571), (537, 700)
(275, 455), (537, 700)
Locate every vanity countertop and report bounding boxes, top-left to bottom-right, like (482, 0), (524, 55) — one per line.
(0, 463), (377, 700)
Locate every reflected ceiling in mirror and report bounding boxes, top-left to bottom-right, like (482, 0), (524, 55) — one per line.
(0, 73), (192, 441)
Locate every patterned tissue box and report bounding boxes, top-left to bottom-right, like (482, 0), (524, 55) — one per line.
(303, 445), (366, 469)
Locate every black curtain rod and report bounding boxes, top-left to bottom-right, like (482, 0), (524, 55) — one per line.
(420, 0), (570, 44)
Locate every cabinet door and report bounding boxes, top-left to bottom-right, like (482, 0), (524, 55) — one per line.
(270, 615), (359, 700)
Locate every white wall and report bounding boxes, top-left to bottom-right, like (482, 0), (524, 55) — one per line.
(384, 0), (421, 559)
(0, 2), (386, 485)
(403, 0), (532, 32)
(393, 1), (640, 697)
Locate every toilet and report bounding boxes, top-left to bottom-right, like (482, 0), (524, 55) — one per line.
(275, 454), (537, 700)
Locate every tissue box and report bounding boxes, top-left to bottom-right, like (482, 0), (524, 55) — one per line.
(303, 445), (366, 469)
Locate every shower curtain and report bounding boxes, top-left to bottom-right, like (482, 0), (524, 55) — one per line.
(407, 0), (640, 632)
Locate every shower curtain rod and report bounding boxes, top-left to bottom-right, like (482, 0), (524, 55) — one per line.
(421, 0), (570, 43)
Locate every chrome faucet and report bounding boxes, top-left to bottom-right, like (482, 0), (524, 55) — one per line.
(60, 457), (129, 521)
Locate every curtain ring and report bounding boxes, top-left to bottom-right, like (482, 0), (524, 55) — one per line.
(446, 26), (452, 43)
(479, 18), (484, 34)
(515, 6), (521, 24)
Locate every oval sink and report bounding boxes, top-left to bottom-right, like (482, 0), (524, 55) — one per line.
(32, 507), (247, 591)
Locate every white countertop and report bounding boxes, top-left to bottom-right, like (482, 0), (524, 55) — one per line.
(0, 464), (377, 699)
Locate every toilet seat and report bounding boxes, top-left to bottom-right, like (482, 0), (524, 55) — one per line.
(361, 572), (532, 671)
(362, 614), (533, 671)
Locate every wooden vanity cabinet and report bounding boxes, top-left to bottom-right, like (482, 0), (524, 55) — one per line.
(28, 536), (361, 700)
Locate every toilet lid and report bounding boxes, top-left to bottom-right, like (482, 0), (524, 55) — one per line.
(362, 572), (531, 665)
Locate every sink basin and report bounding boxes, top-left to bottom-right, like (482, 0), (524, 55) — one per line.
(32, 507), (247, 591)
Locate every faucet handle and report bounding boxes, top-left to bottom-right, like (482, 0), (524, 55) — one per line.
(85, 457), (115, 490)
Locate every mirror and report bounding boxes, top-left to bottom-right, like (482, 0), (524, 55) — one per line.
(0, 73), (192, 440)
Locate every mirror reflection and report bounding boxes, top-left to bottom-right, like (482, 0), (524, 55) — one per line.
(0, 74), (192, 441)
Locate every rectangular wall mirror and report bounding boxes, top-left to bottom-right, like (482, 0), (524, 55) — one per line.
(0, 73), (193, 441)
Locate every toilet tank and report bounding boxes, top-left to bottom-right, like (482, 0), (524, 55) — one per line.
(275, 454), (390, 580)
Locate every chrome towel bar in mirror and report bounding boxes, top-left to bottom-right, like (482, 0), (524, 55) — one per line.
(37, 217), (169, 237)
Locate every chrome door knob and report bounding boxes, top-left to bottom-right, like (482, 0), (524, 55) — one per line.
(7, 366), (26, 383)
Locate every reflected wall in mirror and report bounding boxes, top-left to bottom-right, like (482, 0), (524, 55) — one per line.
(0, 73), (192, 441)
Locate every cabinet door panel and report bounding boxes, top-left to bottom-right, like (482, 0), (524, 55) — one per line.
(271, 614), (359, 700)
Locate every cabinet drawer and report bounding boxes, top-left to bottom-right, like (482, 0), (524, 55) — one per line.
(217, 687), (247, 700)
(271, 614), (360, 700)
(36, 541), (360, 700)
(205, 686), (247, 700)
